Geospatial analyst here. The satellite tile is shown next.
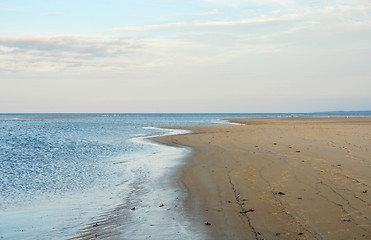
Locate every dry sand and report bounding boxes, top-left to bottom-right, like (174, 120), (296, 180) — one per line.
(156, 118), (371, 240)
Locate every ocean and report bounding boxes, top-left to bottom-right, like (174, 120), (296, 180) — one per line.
(0, 112), (370, 239)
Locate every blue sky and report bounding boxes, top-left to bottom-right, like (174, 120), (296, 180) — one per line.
(1, 0), (370, 112)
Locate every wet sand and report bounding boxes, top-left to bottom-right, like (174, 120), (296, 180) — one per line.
(156, 118), (371, 240)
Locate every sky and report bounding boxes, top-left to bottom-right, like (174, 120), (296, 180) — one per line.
(0, 0), (370, 113)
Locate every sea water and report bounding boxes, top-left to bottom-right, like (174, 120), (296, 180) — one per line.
(0, 112), (370, 239)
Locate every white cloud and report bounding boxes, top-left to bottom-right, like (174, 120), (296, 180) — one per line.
(0, 36), (152, 72)
(0, 36), (144, 56)
(110, 3), (370, 33)
(41, 12), (64, 16)
(203, 0), (295, 7)
(110, 13), (300, 32)
(201, 9), (221, 15)
(2, 3), (370, 75)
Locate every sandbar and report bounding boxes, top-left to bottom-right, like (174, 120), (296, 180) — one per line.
(156, 118), (371, 240)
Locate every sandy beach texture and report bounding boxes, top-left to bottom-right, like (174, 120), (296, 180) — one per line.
(156, 118), (371, 240)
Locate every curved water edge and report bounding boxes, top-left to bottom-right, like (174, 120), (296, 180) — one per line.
(213, 119), (244, 125)
(0, 114), (246, 240)
(69, 127), (208, 240)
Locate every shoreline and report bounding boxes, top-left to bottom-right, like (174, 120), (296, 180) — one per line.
(155, 118), (371, 239)
(68, 127), (207, 240)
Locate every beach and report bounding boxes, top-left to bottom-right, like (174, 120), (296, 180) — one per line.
(156, 118), (371, 240)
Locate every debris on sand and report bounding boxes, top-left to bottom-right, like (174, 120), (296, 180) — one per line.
(240, 208), (255, 213)
(273, 191), (286, 195)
